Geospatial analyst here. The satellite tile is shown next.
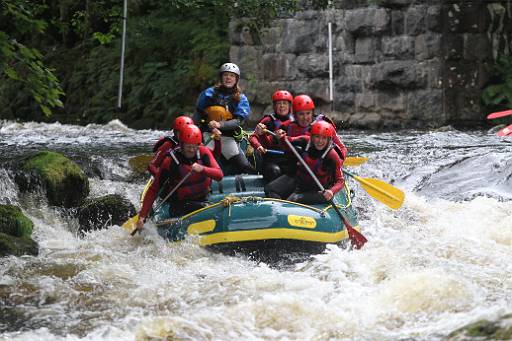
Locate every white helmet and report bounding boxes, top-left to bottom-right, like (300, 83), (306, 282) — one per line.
(219, 63), (240, 77)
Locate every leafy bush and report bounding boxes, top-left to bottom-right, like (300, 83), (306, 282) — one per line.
(482, 56), (512, 111)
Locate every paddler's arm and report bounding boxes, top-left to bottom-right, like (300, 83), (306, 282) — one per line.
(233, 94), (250, 120)
(136, 158), (172, 230)
(217, 118), (242, 132)
(215, 94), (250, 132)
(332, 133), (348, 160)
(193, 88), (211, 132)
(212, 136), (222, 159)
(199, 147), (223, 181)
(323, 152), (345, 201)
(148, 141), (173, 176)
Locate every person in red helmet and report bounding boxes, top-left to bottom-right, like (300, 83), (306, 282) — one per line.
(148, 115), (221, 175)
(265, 120), (345, 204)
(135, 124), (223, 231)
(249, 90), (293, 182)
(148, 115), (193, 175)
(275, 94), (348, 162)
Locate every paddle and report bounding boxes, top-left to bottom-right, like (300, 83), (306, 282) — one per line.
(487, 109), (512, 120)
(266, 149), (368, 167)
(497, 123), (512, 137)
(128, 136), (215, 172)
(266, 149), (285, 155)
(123, 171), (193, 235)
(283, 137), (367, 249)
(263, 130), (368, 167)
(343, 170), (404, 210)
(128, 154), (153, 173)
(343, 156), (369, 167)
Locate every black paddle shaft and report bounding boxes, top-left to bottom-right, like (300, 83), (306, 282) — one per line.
(283, 137), (367, 248)
(131, 170), (193, 236)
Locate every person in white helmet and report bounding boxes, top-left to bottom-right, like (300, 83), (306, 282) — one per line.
(193, 62), (255, 174)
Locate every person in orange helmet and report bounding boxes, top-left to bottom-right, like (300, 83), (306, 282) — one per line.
(249, 90), (294, 182)
(275, 94), (348, 162)
(148, 115), (220, 175)
(265, 120), (345, 204)
(136, 124), (223, 231)
(148, 115), (193, 175)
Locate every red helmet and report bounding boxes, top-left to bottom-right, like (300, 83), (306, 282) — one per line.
(173, 116), (194, 132)
(310, 120), (335, 138)
(293, 95), (315, 113)
(180, 124), (202, 144)
(272, 90), (293, 103)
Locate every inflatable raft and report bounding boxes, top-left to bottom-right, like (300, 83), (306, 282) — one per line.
(147, 174), (361, 254)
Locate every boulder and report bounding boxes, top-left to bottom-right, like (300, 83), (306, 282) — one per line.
(0, 204), (38, 257)
(447, 314), (512, 340)
(16, 151), (90, 208)
(77, 194), (136, 234)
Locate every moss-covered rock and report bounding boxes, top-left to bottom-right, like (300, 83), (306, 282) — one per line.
(0, 204), (39, 257)
(77, 194), (136, 234)
(0, 204), (33, 238)
(448, 314), (512, 340)
(16, 151), (90, 208)
(0, 233), (39, 257)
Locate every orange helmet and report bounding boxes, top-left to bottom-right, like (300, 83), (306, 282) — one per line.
(272, 90), (293, 103)
(293, 95), (315, 113)
(173, 116), (193, 132)
(310, 120), (335, 138)
(180, 124), (202, 144)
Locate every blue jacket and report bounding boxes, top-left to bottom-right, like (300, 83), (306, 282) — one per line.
(196, 87), (250, 120)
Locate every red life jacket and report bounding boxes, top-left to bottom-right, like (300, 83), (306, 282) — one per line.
(264, 113), (291, 131)
(257, 113), (292, 149)
(296, 143), (336, 189)
(285, 113), (328, 137)
(152, 135), (178, 153)
(286, 121), (310, 137)
(167, 147), (211, 201)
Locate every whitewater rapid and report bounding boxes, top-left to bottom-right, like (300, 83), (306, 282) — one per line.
(1, 121), (511, 340)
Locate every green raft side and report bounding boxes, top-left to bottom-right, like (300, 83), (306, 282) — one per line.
(150, 175), (360, 247)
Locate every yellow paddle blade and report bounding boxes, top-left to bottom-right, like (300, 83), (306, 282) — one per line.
(344, 156), (369, 167)
(122, 214), (139, 234)
(140, 178), (153, 204)
(351, 174), (405, 210)
(128, 154), (153, 173)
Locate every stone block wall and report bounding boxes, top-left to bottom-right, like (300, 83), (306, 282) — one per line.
(230, 0), (512, 129)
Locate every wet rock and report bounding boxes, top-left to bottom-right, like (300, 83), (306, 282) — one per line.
(77, 194), (136, 234)
(0, 204), (33, 237)
(447, 314), (512, 340)
(0, 233), (39, 257)
(15, 151), (90, 208)
(433, 125), (455, 132)
(0, 204), (38, 257)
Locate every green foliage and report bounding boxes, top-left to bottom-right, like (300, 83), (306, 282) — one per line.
(482, 56), (512, 110)
(0, 0), (64, 117)
(0, 0), (299, 125)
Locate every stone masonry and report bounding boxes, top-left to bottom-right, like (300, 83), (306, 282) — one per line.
(230, 0), (512, 129)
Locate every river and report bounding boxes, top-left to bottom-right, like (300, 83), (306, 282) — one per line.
(1, 120), (511, 340)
